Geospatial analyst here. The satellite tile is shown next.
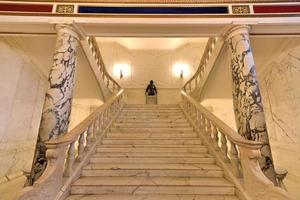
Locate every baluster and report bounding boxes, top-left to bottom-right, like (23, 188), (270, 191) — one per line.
(200, 115), (205, 133)
(85, 124), (94, 151)
(212, 124), (219, 150)
(64, 141), (76, 176)
(107, 79), (110, 88)
(229, 141), (241, 177)
(77, 132), (85, 161)
(189, 83), (192, 93)
(220, 132), (230, 162)
(206, 120), (213, 143)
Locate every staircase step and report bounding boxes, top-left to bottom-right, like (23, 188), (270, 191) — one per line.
(84, 163), (220, 170)
(124, 104), (178, 108)
(96, 147), (207, 153)
(81, 168), (223, 177)
(92, 152), (212, 158)
(102, 139), (202, 145)
(109, 127), (194, 133)
(66, 194), (239, 200)
(121, 109), (182, 113)
(107, 133), (197, 138)
(98, 144), (204, 148)
(113, 123), (190, 128)
(90, 157), (215, 164)
(116, 119), (187, 123)
(71, 177), (234, 195)
(117, 115), (186, 119)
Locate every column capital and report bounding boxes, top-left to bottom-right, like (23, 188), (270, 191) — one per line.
(224, 25), (251, 41)
(55, 24), (80, 40)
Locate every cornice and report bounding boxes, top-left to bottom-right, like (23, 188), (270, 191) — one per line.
(2, 0), (299, 4)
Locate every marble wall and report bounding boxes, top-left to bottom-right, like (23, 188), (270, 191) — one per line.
(123, 88), (181, 104)
(200, 37), (300, 200)
(99, 41), (205, 89)
(0, 36), (103, 185)
(0, 37), (48, 183)
(257, 38), (300, 200)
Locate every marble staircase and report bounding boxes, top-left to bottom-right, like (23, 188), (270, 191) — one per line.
(66, 104), (239, 200)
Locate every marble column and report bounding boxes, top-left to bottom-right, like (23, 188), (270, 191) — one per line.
(225, 25), (277, 184)
(27, 24), (79, 185)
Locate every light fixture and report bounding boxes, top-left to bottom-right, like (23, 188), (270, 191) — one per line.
(172, 62), (190, 79)
(113, 63), (131, 79)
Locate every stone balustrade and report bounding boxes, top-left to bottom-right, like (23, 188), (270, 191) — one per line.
(180, 90), (290, 200)
(87, 36), (121, 94)
(18, 89), (124, 200)
(183, 37), (218, 95)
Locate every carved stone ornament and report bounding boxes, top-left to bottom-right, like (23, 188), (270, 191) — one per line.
(56, 5), (75, 13)
(232, 5), (250, 14)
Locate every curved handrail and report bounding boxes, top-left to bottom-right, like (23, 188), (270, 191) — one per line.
(47, 89), (124, 147)
(18, 89), (124, 200)
(181, 90), (263, 149)
(183, 37), (218, 94)
(87, 36), (121, 94)
(180, 90), (290, 200)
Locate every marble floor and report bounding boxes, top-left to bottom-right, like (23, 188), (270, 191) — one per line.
(0, 175), (26, 200)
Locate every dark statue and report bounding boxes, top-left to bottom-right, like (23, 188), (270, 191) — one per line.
(145, 80), (157, 96)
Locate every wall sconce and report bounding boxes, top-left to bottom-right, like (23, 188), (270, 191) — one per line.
(173, 63), (190, 79)
(113, 63), (131, 79)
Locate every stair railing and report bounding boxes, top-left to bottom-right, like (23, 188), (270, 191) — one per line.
(183, 37), (218, 95)
(87, 36), (121, 94)
(180, 90), (290, 200)
(18, 89), (124, 200)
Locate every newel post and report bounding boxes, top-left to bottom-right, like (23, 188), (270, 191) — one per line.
(225, 25), (277, 184)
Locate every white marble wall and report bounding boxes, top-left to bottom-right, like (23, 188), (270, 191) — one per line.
(123, 88), (181, 104)
(257, 39), (300, 200)
(99, 41), (205, 89)
(0, 38), (48, 182)
(200, 37), (300, 200)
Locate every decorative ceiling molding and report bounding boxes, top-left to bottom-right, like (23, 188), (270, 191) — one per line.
(2, 0), (300, 4)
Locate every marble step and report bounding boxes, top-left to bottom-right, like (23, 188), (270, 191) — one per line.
(101, 139), (202, 145)
(92, 152), (212, 158)
(122, 108), (182, 111)
(112, 122), (190, 128)
(106, 133), (198, 138)
(117, 115), (186, 120)
(81, 168), (223, 177)
(71, 177), (234, 195)
(96, 147), (207, 153)
(109, 127), (194, 133)
(90, 157), (215, 164)
(124, 104), (178, 108)
(83, 163), (220, 170)
(97, 144), (205, 148)
(116, 118), (187, 123)
(120, 111), (184, 117)
(66, 194), (239, 200)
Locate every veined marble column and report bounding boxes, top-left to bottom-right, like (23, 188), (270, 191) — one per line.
(225, 25), (277, 184)
(27, 24), (79, 185)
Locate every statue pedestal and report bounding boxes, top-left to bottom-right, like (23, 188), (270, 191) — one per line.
(146, 95), (157, 104)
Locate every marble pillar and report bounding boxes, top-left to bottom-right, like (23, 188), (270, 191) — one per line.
(27, 24), (79, 185)
(225, 25), (277, 184)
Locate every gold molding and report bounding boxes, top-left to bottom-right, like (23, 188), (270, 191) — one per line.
(232, 5), (250, 14)
(1, 0), (299, 4)
(56, 5), (75, 13)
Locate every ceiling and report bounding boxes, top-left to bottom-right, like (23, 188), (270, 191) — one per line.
(96, 37), (208, 50)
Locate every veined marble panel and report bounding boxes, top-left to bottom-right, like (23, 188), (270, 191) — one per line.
(0, 39), (47, 179)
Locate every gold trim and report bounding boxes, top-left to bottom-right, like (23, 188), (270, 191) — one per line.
(56, 4), (75, 13)
(232, 5), (250, 14)
(1, 0), (299, 4)
(0, 11), (300, 18)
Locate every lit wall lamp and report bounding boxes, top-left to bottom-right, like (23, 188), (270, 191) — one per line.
(173, 63), (190, 79)
(113, 63), (131, 79)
